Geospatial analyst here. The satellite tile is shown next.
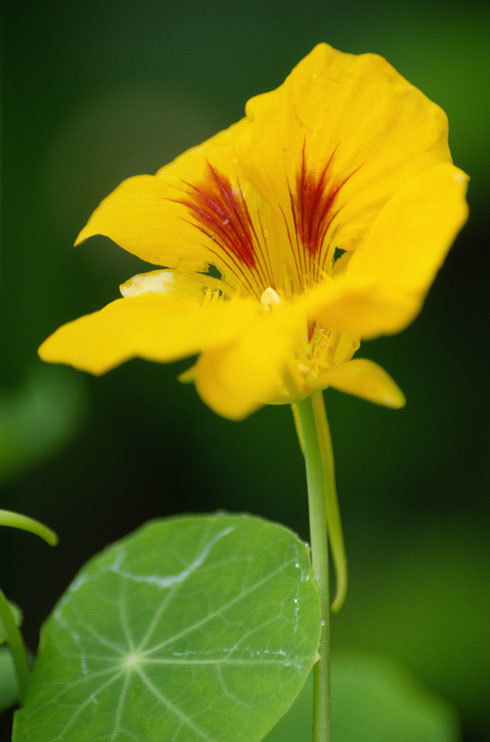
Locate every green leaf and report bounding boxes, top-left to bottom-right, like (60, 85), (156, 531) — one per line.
(264, 651), (459, 742)
(0, 602), (22, 645)
(0, 647), (19, 712)
(14, 514), (321, 742)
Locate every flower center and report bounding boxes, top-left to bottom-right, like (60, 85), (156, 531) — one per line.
(173, 143), (356, 300)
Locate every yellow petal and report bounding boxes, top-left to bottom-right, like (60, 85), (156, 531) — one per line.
(39, 294), (258, 375)
(348, 162), (469, 290)
(306, 163), (468, 338)
(305, 274), (418, 339)
(75, 43), (458, 302)
(75, 175), (211, 272)
(238, 43), (453, 256)
(321, 358), (406, 408)
(74, 120), (267, 291)
(195, 308), (302, 420)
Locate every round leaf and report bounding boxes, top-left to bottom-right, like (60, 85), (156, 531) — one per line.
(14, 514), (321, 742)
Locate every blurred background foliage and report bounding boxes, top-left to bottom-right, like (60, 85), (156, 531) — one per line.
(1, 0), (489, 739)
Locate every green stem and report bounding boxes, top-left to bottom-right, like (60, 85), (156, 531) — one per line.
(292, 399), (347, 612)
(0, 509), (58, 546)
(295, 393), (331, 742)
(0, 588), (29, 703)
(311, 397), (347, 613)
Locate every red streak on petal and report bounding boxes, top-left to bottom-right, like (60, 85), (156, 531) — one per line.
(292, 142), (344, 258)
(176, 164), (257, 270)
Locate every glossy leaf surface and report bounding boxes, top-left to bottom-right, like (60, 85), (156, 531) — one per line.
(14, 514), (321, 741)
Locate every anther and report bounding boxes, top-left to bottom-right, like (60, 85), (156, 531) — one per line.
(260, 287), (281, 310)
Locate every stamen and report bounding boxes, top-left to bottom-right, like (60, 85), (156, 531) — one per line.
(260, 287), (282, 310)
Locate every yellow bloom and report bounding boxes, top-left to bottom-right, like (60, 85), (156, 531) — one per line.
(39, 44), (468, 420)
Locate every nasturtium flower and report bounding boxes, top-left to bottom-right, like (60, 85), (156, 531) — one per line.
(39, 44), (468, 420)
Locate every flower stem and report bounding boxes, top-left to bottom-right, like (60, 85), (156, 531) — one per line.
(294, 392), (331, 742)
(0, 588), (30, 703)
(311, 396), (347, 613)
(292, 398), (347, 613)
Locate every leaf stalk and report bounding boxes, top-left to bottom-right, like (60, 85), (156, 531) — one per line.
(0, 588), (29, 703)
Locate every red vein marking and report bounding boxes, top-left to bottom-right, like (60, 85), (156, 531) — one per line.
(175, 164), (257, 270)
(289, 142), (361, 285)
(177, 214), (258, 297)
(291, 142), (340, 258)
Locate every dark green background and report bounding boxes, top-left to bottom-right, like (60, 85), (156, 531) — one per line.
(1, 1), (489, 740)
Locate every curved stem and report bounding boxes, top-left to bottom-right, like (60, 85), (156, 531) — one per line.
(311, 394), (347, 613)
(0, 588), (29, 703)
(292, 397), (347, 612)
(0, 509), (58, 546)
(295, 394), (331, 742)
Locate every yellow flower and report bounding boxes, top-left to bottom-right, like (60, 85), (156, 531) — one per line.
(39, 44), (468, 420)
